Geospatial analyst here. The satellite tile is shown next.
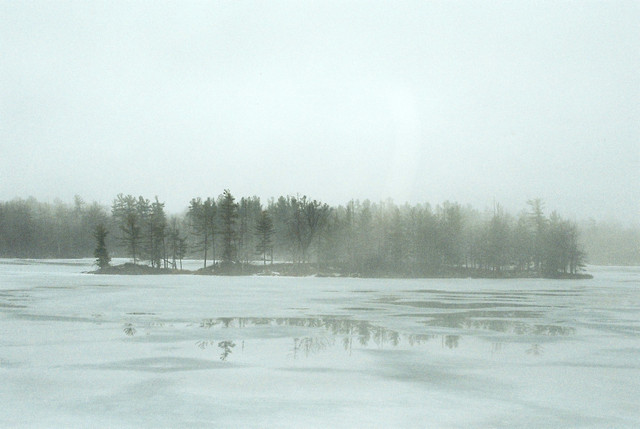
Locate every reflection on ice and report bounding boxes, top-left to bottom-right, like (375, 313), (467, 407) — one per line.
(218, 340), (236, 360)
(293, 336), (333, 358)
(421, 312), (576, 336)
(176, 315), (575, 359)
(118, 313), (579, 361)
(526, 343), (544, 355)
(123, 323), (136, 336)
(196, 340), (239, 361)
(443, 335), (460, 349)
(198, 317), (414, 355)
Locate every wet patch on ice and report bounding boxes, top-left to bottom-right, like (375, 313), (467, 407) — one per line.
(543, 361), (640, 370)
(342, 307), (377, 311)
(0, 357), (23, 368)
(410, 288), (582, 295)
(34, 285), (77, 290)
(0, 290), (30, 309)
(72, 356), (236, 372)
(364, 350), (514, 392)
(0, 302), (27, 309)
(280, 366), (366, 374)
(388, 300), (537, 309)
(10, 313), (97, 323)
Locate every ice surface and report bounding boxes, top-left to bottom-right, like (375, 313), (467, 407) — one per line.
(1, 260), (639, 427)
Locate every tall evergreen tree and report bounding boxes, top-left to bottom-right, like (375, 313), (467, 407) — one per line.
(218, 189), (238, 263)
(527, 198), (547, 275)
(167, 216), (188, 270)
(512, 214), (533, 272)
(303, 198), (330, 264)
(167, 217), (180, 269)
(287, 196), (330, 264)
(188, 197), (216, 268)
(238, 196), (262, 264)
(269, 196), (294, 261)
(148, 197), (167, 268)
(437, 202), (463, 268)
(566, 221), (586, 274)
(484, 205), (512, 272)
(203, 198), (217, 265)
(255, 210), (274, 265)
(136, 196), (152, 262)
(93, 223), (110, 269)
(111, 194), (142, 264)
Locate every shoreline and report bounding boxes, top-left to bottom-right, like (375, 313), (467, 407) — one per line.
(90, 262), (594, 280)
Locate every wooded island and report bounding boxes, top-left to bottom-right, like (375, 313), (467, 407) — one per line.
(0, 192), (591, 278)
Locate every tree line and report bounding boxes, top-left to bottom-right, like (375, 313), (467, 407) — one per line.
(579, 220), (640, 266)
(0, 196), (109, 259)
(0, 191), (593, 277)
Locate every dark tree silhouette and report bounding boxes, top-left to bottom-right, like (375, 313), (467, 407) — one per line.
(188, 197), (216, 268)
(147, 197), (167, 268)
(111, 194), (142, 264)
(218, 189), (238, 264)
(93, 223), (110, 269)
(255, 210), (274, 265)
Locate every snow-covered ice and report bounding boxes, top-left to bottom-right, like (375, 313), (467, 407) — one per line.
(0, 260), (639, 427)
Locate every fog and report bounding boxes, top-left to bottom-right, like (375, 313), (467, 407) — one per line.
(1, 1), (638, 225)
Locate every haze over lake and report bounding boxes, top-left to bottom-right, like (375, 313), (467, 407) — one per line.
(1, 2), (639, 426)
(1, 1), (638, 225)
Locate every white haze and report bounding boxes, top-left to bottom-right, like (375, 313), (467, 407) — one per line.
(0, 1), (638, 224)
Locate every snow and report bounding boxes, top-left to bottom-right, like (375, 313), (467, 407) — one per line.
(1, 259), (639, 427)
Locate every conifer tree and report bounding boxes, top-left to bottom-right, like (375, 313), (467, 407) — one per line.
(111, 194), (142, 264)
(527, 198), (547, 275)
(255, 210), (274, 265)
(148, 197), (167, 268)
(188, 197), (216, 268)
(93, 223), (110, 269)
(218, 189), (238, 264)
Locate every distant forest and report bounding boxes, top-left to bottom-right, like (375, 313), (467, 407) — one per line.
(1, 193), (638, 277)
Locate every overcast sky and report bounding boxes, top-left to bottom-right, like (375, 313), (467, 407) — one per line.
(1, 1), (638, 224)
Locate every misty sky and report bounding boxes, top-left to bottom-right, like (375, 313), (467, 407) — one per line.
(1, 1), (638, 224)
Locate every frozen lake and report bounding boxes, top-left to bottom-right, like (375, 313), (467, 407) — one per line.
(1, 260), (639, 428)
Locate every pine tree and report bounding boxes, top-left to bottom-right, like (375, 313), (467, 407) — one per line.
(111, 194), (142, 264)
(484, 205), (512, 272)
(286, 195), (330, 264)
(238, 196), (261, 264)
(148, 197), (167, 268)
(218, 189), (238, 264)
(527, 198), (547, 275)
(255, 210), (274, 265)
(188, 197), (216, 268)
(93, 223), (110, 269)
(136, 196), (151, 263)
